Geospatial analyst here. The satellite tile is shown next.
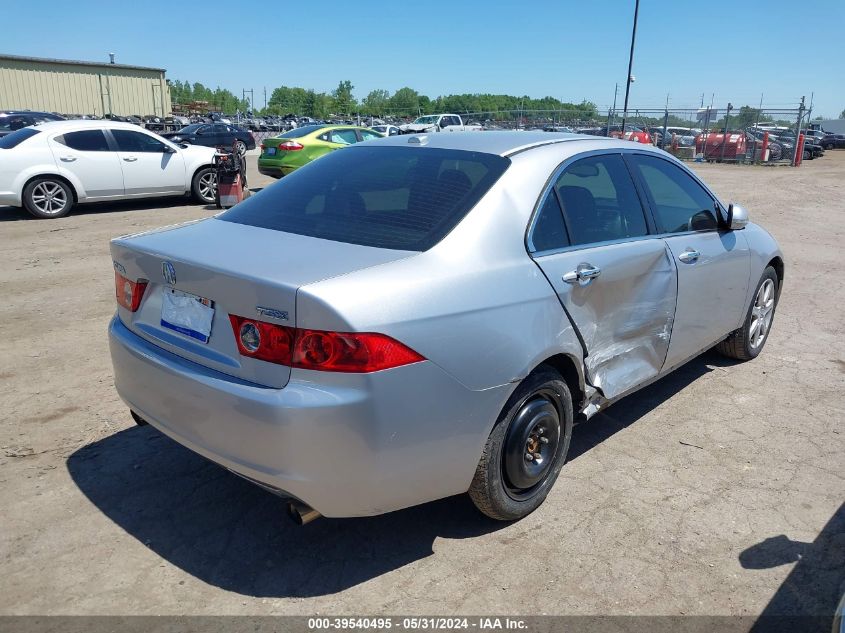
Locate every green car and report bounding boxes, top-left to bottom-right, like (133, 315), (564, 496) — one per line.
(257, 125), (383, 178)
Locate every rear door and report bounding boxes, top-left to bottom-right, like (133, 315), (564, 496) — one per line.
(529, 152), (677, 400)
(328, 128), (359, 147)
(109, 128), (186, 196)
(48, 129), (124, 199)
(626, 153), (750, 369)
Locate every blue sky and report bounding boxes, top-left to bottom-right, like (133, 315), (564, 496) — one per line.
(4, 0), (844, 117)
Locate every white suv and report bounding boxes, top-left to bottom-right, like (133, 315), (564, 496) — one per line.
(0, 120), (217, 218)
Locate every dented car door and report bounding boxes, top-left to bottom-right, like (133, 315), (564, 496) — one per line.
(529, 152), (677, 400)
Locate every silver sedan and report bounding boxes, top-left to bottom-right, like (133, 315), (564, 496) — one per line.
(108, 132), (783, 522)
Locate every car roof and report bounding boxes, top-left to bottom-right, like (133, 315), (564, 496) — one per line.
(369, 131), (642, 157)
(20, 120), (149, 132)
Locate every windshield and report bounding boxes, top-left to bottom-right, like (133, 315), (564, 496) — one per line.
(0, 128), (40, 149)
(413, 116), (439, 125)
(278, 125), (327, 138)
(220, 146), (510, 251)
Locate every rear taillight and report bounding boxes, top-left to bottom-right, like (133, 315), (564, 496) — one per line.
(114, 271), (147, 312)
(228, 316), (424, 373)
(292, 329), (424, 373)
(229, 315), (294, 365)
(259, 143), (266, 151)
(277, 140), (304, 151)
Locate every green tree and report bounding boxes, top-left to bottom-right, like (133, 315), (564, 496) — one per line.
(362, 89), (390, 116)
(332, 80), (356, 114)
(389, 87), (420, 116)
(840, 108), (845, 119)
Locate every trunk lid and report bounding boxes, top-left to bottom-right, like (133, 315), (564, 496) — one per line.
(111, 217), (414, 388)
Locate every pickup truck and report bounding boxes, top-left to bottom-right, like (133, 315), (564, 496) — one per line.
(399, 114), (483, 134)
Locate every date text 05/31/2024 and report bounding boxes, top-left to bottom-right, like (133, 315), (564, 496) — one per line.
(308, 618), (528, 630)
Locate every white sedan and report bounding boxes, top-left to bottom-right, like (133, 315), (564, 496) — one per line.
(0, 120), (217, 218)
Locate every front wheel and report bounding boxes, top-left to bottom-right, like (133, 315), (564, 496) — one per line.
(234, 140), (247, 155)
(716, 266), (779, 361)
(192, 167), (216, 205)
(469, 367), (573, 521)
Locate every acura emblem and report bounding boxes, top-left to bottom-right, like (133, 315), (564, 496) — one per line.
(162, 261), (176, 286)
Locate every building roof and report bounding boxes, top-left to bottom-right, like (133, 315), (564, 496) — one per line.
(0, 53), (165, 74)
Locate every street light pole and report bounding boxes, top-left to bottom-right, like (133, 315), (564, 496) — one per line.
(620, 0), (640, 134)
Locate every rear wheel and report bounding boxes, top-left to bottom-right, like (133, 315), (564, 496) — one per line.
(23, 178), (73, 219)
(717, 266), (779, 361)
(469, 367), (573, 521)
(234, 140), (247, 155)
(192, 167), (216, 204)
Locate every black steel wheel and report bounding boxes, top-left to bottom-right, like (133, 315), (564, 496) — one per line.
(469, 366), (573, 521)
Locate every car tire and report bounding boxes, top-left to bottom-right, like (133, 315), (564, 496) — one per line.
(235, 140), (247, 155)
(468, 367), (573, 521)
(803, 149), (811, 161)
(22, 177), (73, 219)
(192, 167), (216, 205)
(716, 266), (779, 361)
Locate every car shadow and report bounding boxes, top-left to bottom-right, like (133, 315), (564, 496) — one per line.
(0, 197), (209, 222)
(67, 350), (732, 597)
(740, 503), (844, 632)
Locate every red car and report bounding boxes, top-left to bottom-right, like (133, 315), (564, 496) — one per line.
(607, 125), (653, 144)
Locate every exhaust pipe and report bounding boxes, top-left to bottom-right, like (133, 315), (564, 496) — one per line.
(287, 500), (321, 525)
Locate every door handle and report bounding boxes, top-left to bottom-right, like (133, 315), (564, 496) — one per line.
(563, 264), (602, 285)
(123, 156), (138, 162)
(59, 156), (77, 162)
(678, 249), (701, 264)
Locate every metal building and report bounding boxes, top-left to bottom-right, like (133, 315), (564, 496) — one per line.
(0, 54), (171, 118)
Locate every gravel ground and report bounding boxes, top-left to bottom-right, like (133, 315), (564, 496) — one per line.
(0, 152), (842, 621)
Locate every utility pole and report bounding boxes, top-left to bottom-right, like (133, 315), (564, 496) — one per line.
(607, 82), (619, 132)
(793, 96), (806, 166)
(720, 102), (733, 163)
(620, 0), (640, 134)
(661, 93), (669, 149)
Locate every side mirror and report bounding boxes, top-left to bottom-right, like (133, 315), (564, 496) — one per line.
(722, 203), (749, 230)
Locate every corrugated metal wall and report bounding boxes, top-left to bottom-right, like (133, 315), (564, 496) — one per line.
(0, 58), (172, 117)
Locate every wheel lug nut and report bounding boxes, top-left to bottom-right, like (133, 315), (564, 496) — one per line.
(540, 436), (549, 444)
(533, 453), (542, 460)
(525, 453), (534, 461)
(537, 428), (544, 435)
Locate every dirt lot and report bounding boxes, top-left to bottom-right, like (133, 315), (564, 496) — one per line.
(0, 152), (843, 619)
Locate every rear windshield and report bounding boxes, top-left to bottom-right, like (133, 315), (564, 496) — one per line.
(0, 128), (40, 149)
(278, 125), (327, 138)
(220, 146), (510, 251)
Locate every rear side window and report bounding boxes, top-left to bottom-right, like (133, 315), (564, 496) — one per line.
(55, 130), (110, 151)
(0, 128), (40, 149)
(554, 154), (648, 246)
(628, 154), (718, 233)
(530, 193), (570, 252)
(330, 129), (358, 145)
(220, 146), (510, 251)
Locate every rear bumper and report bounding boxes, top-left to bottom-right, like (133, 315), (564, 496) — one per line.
(0, 190), (21, 207)
(108, 316), (509, 517)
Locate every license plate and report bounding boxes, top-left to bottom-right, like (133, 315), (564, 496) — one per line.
(265, 147), (276, 156)
(160, 288), (214, 343)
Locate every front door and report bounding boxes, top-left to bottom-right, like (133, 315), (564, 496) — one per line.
(529, 153), (677, 400)
(109, 129), (186, 196)
(625, 153), (751, 369)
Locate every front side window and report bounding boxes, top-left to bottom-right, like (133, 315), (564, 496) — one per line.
(628, 154), (718, 233)
(220, 146), (510, 251)
(56, 130), (111, 152)
(111, 129), (167, 153)
(553, 154), (648, 246)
